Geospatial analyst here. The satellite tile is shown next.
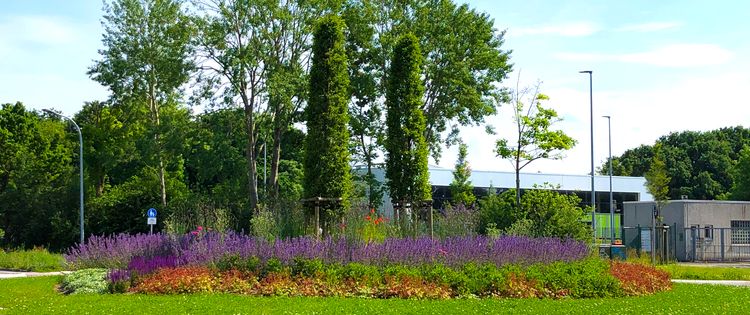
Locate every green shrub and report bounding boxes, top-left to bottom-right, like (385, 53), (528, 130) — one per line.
(60, 268), (109, 294)
(0, 248), (65, 272)
(250, 207), (279, 241)
(526, 258), (620, 298)
(216, 254), (261, 274)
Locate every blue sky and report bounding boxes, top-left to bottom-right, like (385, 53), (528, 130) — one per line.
(2, 1), (749, 175)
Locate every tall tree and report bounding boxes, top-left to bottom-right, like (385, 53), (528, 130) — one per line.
(385, 33), (431, 206)
(0, 103), (78, 250)
(342, 0), (513, 167)
(495, 83), (576, 208)
(74, 101), (133, 197)
(193, 0), (274, 222)
(449, 142), (475, 206)
(304, 15), (353, 220)
(645, 144), (671, 211)
(89, 0), (194, 208)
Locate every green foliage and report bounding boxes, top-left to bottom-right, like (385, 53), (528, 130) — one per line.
(605, 127), (750, 200)
(477, 188), (517, 234)
(89, 0), (194, 208)
(645, 144), (671, 211)
(250, 206), (279, 242)
(477, 186), (590, 241)
(304, 14), (353, 230)
(0, 248), (65, 272)
(519, 185), (591, 241)
(495, 87), (576, 208)
(730, 146), (750, 200)
(0, 103), (78, 250)
(385, 33), (431, 204)
(60, 268), (109, 295)
(657, 264), (750, 280)
(164, 197), (231, 235)
(434, 204), (479, 238)
(449, 143), (475, 206)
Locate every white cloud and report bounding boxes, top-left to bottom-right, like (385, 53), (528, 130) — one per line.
(616, 22), (683, 32)
(555, 44), (733, 68)
(512, 22), (599, 37)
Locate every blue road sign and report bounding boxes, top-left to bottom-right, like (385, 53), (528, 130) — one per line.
(147, 208), (157, 218)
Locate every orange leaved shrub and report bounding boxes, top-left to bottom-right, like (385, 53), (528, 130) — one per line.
(610, 261), (671, 296)
(132, 266), (216, 294)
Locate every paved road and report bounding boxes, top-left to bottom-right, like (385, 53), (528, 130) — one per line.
(0, 270), (70, 279)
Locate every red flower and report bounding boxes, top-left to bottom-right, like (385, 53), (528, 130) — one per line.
(197, 226), (203, 231)
(365, 215), (371, 221)
(191, 231), (199, 236)
(370, 208), (375, 214)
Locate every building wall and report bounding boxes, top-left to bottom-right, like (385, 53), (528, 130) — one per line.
(624, 200), (750, 261)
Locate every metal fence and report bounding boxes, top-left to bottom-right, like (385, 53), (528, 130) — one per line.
(684, 227), (750, 262)
(622, 226), (676, 263)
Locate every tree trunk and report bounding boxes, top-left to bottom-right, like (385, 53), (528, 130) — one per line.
(96, 174), (105, 197)
(149, 83), (167, 209)
(269, 122), (282, 202)
(242, 90), (258, 228)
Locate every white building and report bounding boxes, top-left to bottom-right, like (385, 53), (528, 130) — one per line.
(364, 165), (653, 214)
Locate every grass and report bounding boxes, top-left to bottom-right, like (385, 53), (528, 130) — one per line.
(658, 264), (750, 281)
(1, 276), (749, 314)
(0, 248), (65, 272)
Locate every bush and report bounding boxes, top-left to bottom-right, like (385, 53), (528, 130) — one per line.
(132, 266), (216, 294)
(123, 258), (670, 299)
(250, 206), (278, 241)
(610, 261), (671, 296)
(60, 268), (109, 294)
(0, 247), (65, 272)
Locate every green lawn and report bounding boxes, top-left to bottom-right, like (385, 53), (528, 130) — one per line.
(1, 276), (749, 314)
(0, 249), (65, 272)
(658, 264), (750, 281)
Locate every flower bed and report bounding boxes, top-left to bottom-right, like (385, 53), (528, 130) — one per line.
(64, 232), (671, 299)
(65, 232), (589, 269)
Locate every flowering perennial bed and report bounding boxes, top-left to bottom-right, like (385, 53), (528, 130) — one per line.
(63, 232), (671, 299)
(65, 232), (589, 269)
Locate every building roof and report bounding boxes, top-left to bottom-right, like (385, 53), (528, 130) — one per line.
(361, 165), (653, 200)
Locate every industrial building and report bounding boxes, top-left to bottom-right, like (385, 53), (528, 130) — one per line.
(623, 200), (750, 262)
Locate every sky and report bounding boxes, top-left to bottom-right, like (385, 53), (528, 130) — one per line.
(1, 1), (749, 176)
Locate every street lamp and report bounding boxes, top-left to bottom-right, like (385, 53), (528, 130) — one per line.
(43, 109), (84, 244)
(579, 70), (595, 241)
(603, 115), (614, 245)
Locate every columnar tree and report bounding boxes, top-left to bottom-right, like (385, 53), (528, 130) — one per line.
(449, 142), (475, 206)
(304, 15), (353, 228)
(385, 34), (431, 209)
(495, 83), (576, 209)
(89, 0), (193, 208)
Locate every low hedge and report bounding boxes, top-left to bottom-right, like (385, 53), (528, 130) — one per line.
(103, 257), (669, 299)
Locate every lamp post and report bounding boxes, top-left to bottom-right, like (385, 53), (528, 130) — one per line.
(603, 115), (614, 245)
(43, 109), (84, 244)
(579, 70), (595, 241)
